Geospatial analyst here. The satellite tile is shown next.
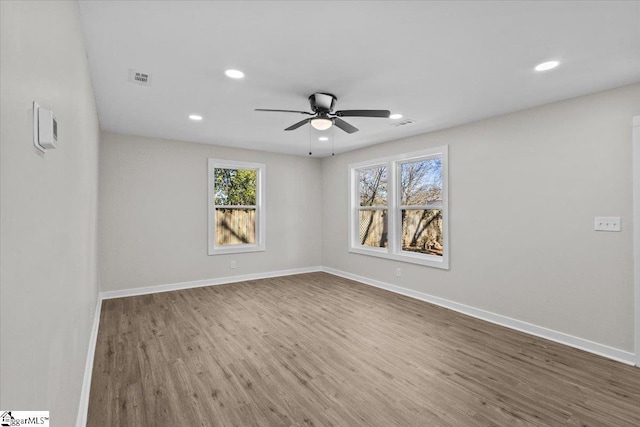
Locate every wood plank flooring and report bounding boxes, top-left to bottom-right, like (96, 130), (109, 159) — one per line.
(87, 272), (640, 426)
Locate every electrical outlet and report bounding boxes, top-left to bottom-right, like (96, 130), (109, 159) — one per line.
(594, 217), (621, 232)
(230, 260), (236, 269)
(396, 268), (402, 277)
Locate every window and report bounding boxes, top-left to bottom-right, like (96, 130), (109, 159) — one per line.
(357, 164), (388, 249)
(208, 159), (265, 255)
(349, 146), (448, 269)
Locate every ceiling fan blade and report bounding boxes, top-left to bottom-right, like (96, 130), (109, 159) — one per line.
(255, 108), (314, 115)
(334, 118), (359, 134)
(335, 109), (391, 118)
(285, 118), (311, 131)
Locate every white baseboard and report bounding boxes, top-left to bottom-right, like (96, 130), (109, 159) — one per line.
(322, 267), (637, 366)
(75, 295), (103, 427)
(99, 266), (323, 300)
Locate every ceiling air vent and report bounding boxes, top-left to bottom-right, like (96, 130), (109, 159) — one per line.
(128, 69), (152, 86)
(391, 119), (416, 127)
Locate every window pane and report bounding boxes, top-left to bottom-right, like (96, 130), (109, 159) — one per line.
(214, 168), (257, 205)
(401, 158), (442, 206)
(401, 209), (442, 256)
(359, 166), (387, 206)
(215, 208), (256, 245)
(358, 209), (388, 248)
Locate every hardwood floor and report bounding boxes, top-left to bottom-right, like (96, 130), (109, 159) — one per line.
(87, 272), (640, 426)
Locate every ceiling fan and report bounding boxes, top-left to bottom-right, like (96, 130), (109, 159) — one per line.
(255, 93), (390, 134)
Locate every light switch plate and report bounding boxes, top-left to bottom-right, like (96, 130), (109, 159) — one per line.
(594, 217), (621, 232)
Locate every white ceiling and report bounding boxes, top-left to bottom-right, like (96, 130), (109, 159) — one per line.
(79, 1), (640, 157)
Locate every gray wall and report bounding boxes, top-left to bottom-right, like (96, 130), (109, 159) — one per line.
(98, 132), (323, 291)
(322, 84), (640, 352)
(0, 1), (100, 425)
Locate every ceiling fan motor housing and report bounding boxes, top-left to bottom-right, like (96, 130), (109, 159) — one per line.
(309, 93), (336, 113)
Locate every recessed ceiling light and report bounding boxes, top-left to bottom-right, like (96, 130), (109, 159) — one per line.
(534, 61), (560, 72)
(318, 136), (329, 141)
(225, 69), (245, 79)
(390, 113), (403, 119)
(189, 114), (203, 121)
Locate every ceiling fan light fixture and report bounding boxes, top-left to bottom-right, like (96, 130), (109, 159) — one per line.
(256, 92), (389, 134)
(311, 118), (333, 131)
(318, 136), (329, 141)
(389, 113), (403, 119)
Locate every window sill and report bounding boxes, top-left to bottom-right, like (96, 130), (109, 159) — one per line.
(208, 244), (265, 256)
(349, 246), (449, 270)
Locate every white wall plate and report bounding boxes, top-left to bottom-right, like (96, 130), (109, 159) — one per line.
(594, 216), (621, 232)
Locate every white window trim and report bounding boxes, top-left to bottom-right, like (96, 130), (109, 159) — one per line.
(208, 159), (266, 255)
(348, 146), (449, 269)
